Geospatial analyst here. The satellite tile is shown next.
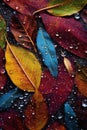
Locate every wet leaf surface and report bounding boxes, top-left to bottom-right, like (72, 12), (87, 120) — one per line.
(41, 13), (87, 59)
(39, 63), (74, 115)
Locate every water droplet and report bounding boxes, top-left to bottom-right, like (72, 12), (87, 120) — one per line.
(70, 116), (74, 119)
(15, 6), (19, 10)
(8, 116), (11, 119)
(74, 13), (80, 20)
(55, 33), (59, 37)
(69, 45), (73, 49)
(6, 27), (10, 32)
(58, 113), (63, 119)
(85, 50), (87, 54)
(0, 68), (5, 74)
(68, 29), (71, 32)
(32, 112), (35, 115)
(71, 74), (75, 78)
(82, 99), (87, 107)
(18, 35), (22, 38)
(51, 115), (54, 118)
(9, 70), (13, 74)
(19, 96), (24, 100)
(6, 0), (10, 2)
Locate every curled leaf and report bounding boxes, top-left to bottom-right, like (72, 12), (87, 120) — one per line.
(0, 48), (7, 90)
(47, 0), (87, 16)
(64, 57), (73, 74)
(36, 27), (58, 77)
(41, 13), (87, 59)
(75, 66), (87, 97)
(5, 42), (42, 91)
(64, 102), (79, 130)
(11, 14), (37, 51)
(24, 91), (48, 130)
(0, 15), (6, 48)
(0, 88), (22, 111)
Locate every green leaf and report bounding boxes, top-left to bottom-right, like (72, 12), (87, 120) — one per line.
(47, 0), (87, 16)
(0, 15), (6, 48)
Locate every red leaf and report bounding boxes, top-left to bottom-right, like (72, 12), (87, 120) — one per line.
(0, 48), (7, 90)
(0, 109), (26, 130)
(47, 122), (66, 130)
(41, 13), (87, 59)
(3, 0), (48, 15)
(39, 63), (74, 115)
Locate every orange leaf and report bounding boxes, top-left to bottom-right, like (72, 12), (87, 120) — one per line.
(24, 91), (48, 130)
(5, 41), (42, 92)
(75, 66), (87, 97)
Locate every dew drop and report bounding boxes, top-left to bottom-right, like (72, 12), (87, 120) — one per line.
(15, 6), (19, 10)
(82, 99), (87, 107)
(8, 116), (11, 119)
(9, 70), (13, 74)
(6, 0), (10, 2)
(32, 112), (35, 115)
(69, 45), (73, 49)
(85, 50), (87, 54)
(55, 33), (59, 37)
(0, 68), (5, 74)
(6, 27), (10, 32)
(74, 13), (80, 20)
(67, 29), (71, 32)
(58, 113), (63, 119)
(18, 35), (22, 38)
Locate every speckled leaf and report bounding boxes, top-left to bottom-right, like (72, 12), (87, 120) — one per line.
(0, 48), (7, 90)
(5, 42), (42, 91)
(47, 0), (87, 16)
(39, 63), (74, 115)
(36, 27), (58, 77)
(24, 91), (48, 130)
(0, 88), (22, 111)
(3, 0), (48, 15)
(0, 110), (25, 130)
(81, 9), (87, 24)
(75, 66), (87, 97)
(41, 13), (87, 59)
(11, 14), (37, 51)
(0, 15), (6, 48)
(47, 122), (66, 130)
(64, 102), (79, 130)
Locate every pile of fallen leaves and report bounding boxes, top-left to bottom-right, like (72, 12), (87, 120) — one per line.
(0, 0), (87, 130)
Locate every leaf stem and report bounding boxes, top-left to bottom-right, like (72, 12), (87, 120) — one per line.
(33, 0), (72, 15)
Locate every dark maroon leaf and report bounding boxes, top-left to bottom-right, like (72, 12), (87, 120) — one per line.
(0, 48), (7, 90)
(81, 9), (87, 24)
(41, 13), (87, 59)
(39, 63), (74, 115)
(0, 109), (26, 130)
(3, 0), (48, 15)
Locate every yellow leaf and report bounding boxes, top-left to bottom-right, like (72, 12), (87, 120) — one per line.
(5, 42), (42, 92)
(64, 57), (73, 74)
(75, 66), (87, 97)
(24, 90), (48, 130)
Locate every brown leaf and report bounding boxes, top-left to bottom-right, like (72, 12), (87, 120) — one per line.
(11, 13), (37, 51)
(24, 91), (48, 130)
(75, 66), (87, 97)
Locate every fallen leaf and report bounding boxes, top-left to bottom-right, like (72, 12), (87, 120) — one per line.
(3, 0), (48, 15)
(0, 88), (22, 111)
(81, 9), (87, 24)
(47, 122), (66, 130)
(0, 109), (25, 130)
(0, 48), (7, 90)
(39, 63), (74, 115)
(0, 15), (6, 48)
(41, 13), (87, 59)
(24, 91), (48, 130)
(36, 26), (58, 77)
(5, 42), (42, 92)
(11, 13), (37, 51)
(64, 102), (79, 130)
(47, 0), (87, 16)
(75, 66), (87, 97)
(63, 57), (73, 74)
